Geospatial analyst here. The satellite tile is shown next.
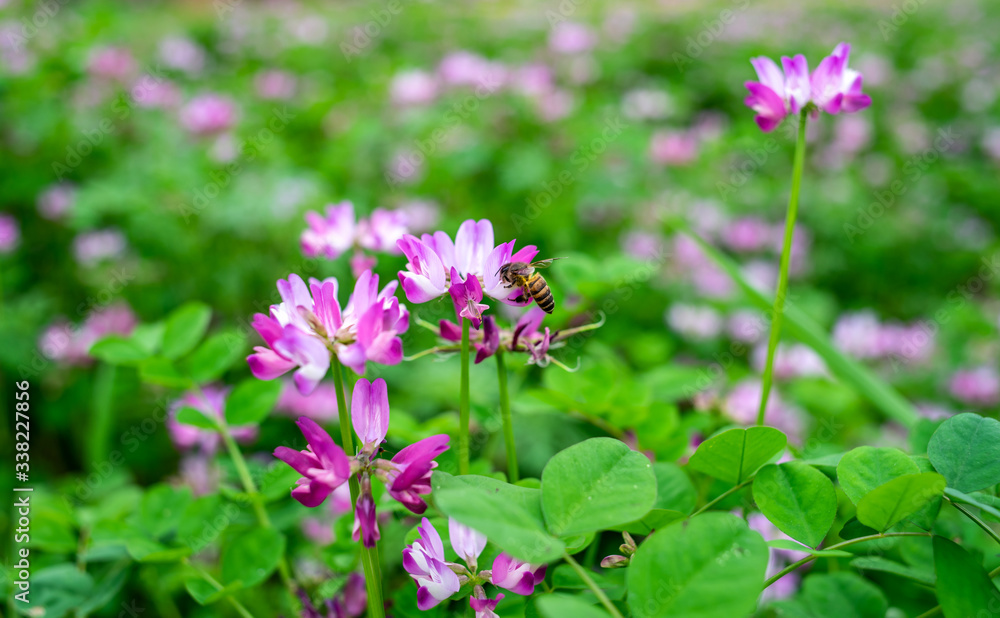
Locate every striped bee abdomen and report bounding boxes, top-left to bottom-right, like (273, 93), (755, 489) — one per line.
(527, 273), (555, 313)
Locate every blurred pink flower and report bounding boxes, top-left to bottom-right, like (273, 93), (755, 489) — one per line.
(744, 53), (808, 132)
(72, 229), (127, 265)
(301, 201), (357, 260)
(666, 304), (723, 341)
(437, 52), (504, 88)
(39, 303), (137, 365)
(727, 310), (765, 344)
(397, 200), (440, 233)
(158, 36), (205, 74)
(390, 70), (438, 106)
(180, 94), (237, 135)
(255, 69), (297, 100)
(751, 343), (827, 380)
(747, 513), (805, 601)
(178, 454), (220, 496)
(619, 230), (667, 261)
(949, 367), (1000, 407)
(724, 379), (802, 441)
(810, 43), (872, 116)
(0, 213), (19, 253)
(276, 380), (340, 421)
(721, 217), (772, 252)
(510, 63), (554, 97)
(87, 46), (135, 82)
(358, 208), (408, 253)
(534, 89), (575, 122)
(549, 22), (597, 54)
(622, 88), (671, 121)
(833, 310), (883, 359)
(649, 130), (698, 166)
(37, 183), (76, 220)
(300, 484), (353, 545)
(168, 386), (258, 454)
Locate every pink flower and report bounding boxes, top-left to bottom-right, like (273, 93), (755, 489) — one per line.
(132, 79), (180, 109)
(72, 229), (126, 265)
(810, 43), (871, 116)
(301, 201), (357, 259)
(490, 553), (546, 595)
(402, 518), (461, 610)
(87, 46), (135, 81)
(275, 380), (340, 421)
(666, 304), (723, 341)
(351, 378), (389, 453)
(510, 63), (554, 97)
(180, 94), (237, 135)
(0, 214), (19, 253)
(723, 379), (802, 442)
(649, 130), (698, 166)
(39, 303), (137, 365)
(744, 54), (808, 132)
(37, 184), (76, 220)
(437, 52), (503, 88)
(721, 217), (772, 253)
(300, 484), (353, 545)
(247, 271), (408, 392)
(351, 490), (380, 547)
(255, 69), (297, 100)
(534, 89), (575, 122)
(449, 518), (487, 568)
(167, 386), (258, 454)
(383, 434), (450, 514)
(470, 587), (504, 618)
(549, 22), (597, 54)
(358, 208), (408, 254)
(949, 367), (1000, 407)
(273, 417), (352, 508)
(158, 37), (205, 74)
(449, 267), (489, 328)
(833, 311), (883, 359)
(390, 70), (439, 106)
(751, 343), (827, 380)
(396, 219), (538, 307)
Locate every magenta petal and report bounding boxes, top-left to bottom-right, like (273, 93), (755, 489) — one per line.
(352, 378), (389, 448)
(750, 56), (784, 93)
(754, 115), (783, 133)
(296, 417), (351, 475)
(291, 479), (333, 507)
(247, 347), (296, 380)
(454, 219), (494, 276)
(399, 271), (446, 303)
(251, 313), (284, 347)
(273, 445), (320, 476)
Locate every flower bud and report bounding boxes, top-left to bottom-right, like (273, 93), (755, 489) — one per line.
(601, 555), (629, 569)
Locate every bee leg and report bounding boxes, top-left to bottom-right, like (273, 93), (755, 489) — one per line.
(512, 292), (530, 304)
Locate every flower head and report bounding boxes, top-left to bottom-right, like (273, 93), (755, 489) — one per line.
(810, 43), (871, 116)
(180, 94), (237, 135)
(402, 518), (461, 610)
(352, 480), (380, 547)
(449, 518), (487, 570)
(384, 434), (450, 514)
(273, 417), (352, 507)
(469, 587), (504, 618)
(247, 271), (408, 393)
(351, 378), (389, 454)
(490, 553), (547, 595)
(167, 386), (258, 454)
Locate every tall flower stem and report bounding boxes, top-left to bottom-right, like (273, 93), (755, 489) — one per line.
(756, 110), (808, 426)
(564, 553), (624, 618)
(459, 318), (471, 475)
(330, 359), (385, 618)
(495, 350), (519, 483)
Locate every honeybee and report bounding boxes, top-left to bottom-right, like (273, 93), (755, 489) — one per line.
(497, 258), (564, 314)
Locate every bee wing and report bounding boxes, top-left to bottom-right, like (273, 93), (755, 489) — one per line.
(529, 257), (566, 269)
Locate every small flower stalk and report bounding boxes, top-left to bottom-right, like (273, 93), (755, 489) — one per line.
(601, 531), (638, 568)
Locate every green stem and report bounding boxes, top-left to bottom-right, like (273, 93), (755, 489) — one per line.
(948, 498), (1000, 547)
(330, 359), (385, 618)
(496, 351), (518, 482)
(914, 564), (1000, 618)
(690, 477), (754, 518)
(89, 363), (116, 471)
(756, 111), (808, 426)
(188, 560), (256, 618)
(459, 318), (471, 475)
(762, 532), (931, 589)
(563, 553), (624, 618)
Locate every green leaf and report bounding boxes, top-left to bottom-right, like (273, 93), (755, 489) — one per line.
(541, 437), (657, 536)
(139, 356), (192, 388)
(850, 556), (935, 585)
(772, 572), (888, 618)
(927, 413), (1000, 493)
(129, 322), (165, 355)
(688, 426), (787, 485)
(626, 513), (768, 618)
(836, 446), (920, 505)
(178, 495), (234, 551)
(552, 564), (626, 601)
(679, 228), (919, 427)
(125, 538), (191, 562)
(89, 335), (150, 364)
(855, 472), (946, 532)
(536, 593), (613, 618)
(434, 476), (564, 563)
(943, 487), (1000, 521)
(31, 564), (94, 617)
(933, 536), (1000, 617)
(612, 509), (686, 535)
(221, 527), (286, 587)
(753, 462), (837, 547)
(652, 462), (696, 514)
(433, 473), (544, 519)
(185, 578), (244, 605)
(225, 379), (282, 426)
(180, 330), (247, 384)
(176, 406), (219, 429)
(161, 301), (212, 360)
(766, 539), (851, 557)
(140, 484), (193, 538)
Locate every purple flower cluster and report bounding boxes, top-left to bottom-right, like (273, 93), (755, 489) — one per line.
(301, 201), (409, 276)
(402, 517), (545, 615)
(247, 271), (408, 393)
(744, 43), (871, 132)
(39, 303), (138, 366)
(273, 378), (449, 548)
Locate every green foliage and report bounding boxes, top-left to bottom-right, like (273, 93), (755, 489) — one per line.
(836, 446), (920, 505)
(932, 536), (1000, 617)
(927, 413), (1000, 492)
(688, 426), (787, 485)
(854, 472), (945, 532)
(753, 462), (837, 547)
